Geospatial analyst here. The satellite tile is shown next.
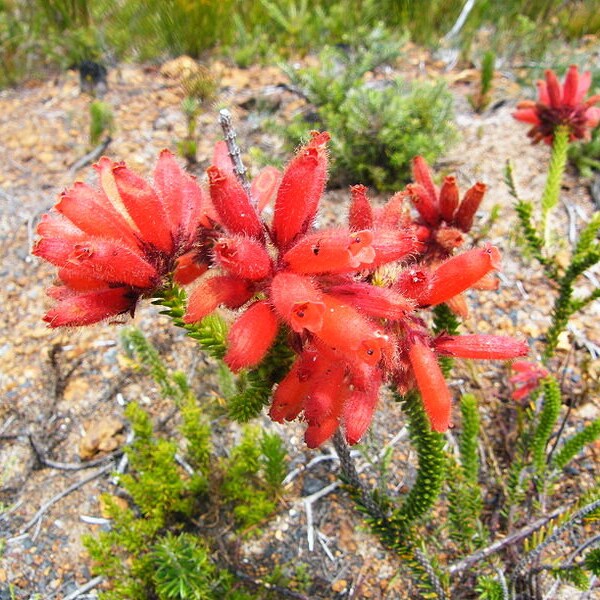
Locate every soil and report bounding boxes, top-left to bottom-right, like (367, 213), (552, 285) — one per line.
(0, 49), (598, 599)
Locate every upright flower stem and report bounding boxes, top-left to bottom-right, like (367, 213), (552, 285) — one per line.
(540, 125), (569, 247)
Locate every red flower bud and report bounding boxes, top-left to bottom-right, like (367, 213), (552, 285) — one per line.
(283, 229), (375, 274)
(439, 175), (459, 222)
(327, 282), (414, 320)
(348, 185), (374, 230)
(272, 131), (330, 249)
(270, 272), (325, 333)
(43, 287), (136, 327)
(224, 301), (279, 371)
(408, 337), (452, 432)
(407, 183), (440, 226)
(110, 162), (175, 253)
(55, 183), (139, 249)
(370, 228), (418, 267)
(213, 235), (272, 281)
(412, 156), (438, 207)
(207, 166), (263, 239)
(316, 295), (391, 366)
(304, 417), (339, 448)
(454, 182), (486, 232)
(66, 240), (158, 288)
(434, 334), (528, 360)
(378, 191), (408, 228)
(269, 350), (318, 422)
(303, 361), (347, 425)
(419, 245), (501, 307)
(434, 226), (465, 251)
(184, 275), (254, 323)
(153, 149), (209, 243)
(342, 370), (381, 445)
(173, 251), (209, 285)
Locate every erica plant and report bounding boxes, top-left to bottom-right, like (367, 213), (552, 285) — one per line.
(34, 128), (527, 449)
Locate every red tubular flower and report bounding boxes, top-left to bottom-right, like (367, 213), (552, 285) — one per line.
(348, 185), (374, 230)
(207, 166), (264, 239)
(342, 370), (382, 445)
(412, 156), (438, 209)
(272, 131), (330, 249)
(270, 272), (325, 333)
(513, 65), (600, 144)
(434, 334), (528, 360)
(184, 275), (254, 323)
(110, 162), (175, 254)
(304, 417), (340, 448)
(509, 361), (549, 402)
(153, 149), (212, 241)
(454, 182), (487, 233)
(283, 229), (375, 274)
(269, 350), (319, 422)
(408, 337), (452, 432)
(303, 361), (347, 425)
(419, 245), (501, 307)
(55, 183), (140, 249)
(370, 228), (418, 266)
(35, 152), (207, 326)
(316, 295), (390, 366)
(224, 301), (279, 372)
(407, 183), (440, 226)
(213, 235), (272, 281)
(327, 282), (414, 320)
(173, 251), (209, 285)
(439, 176), (459, 222)
(43, 287), (136, 327)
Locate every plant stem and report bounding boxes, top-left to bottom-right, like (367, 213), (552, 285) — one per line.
(541, 125), (569, 247)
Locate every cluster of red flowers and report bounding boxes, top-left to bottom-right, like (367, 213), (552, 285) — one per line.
(35, 132), (528, 446)
(513, 64), (600, 144)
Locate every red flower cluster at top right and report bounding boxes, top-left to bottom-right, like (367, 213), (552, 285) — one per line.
(513, 65), (600, 144)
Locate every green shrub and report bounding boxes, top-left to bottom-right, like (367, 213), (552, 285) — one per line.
(280, 40), (456, 190)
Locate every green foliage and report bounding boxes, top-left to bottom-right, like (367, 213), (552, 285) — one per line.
(550, 566), (589, 591)
(551, 418), (600, 471)
(396, 392), (447, 525)
(584, 548), (600, 576)
(151, 533), (218, 600)
(86, 400), (287, 597)
(153, 282), (228, 360)
(227, 333), (294, 422)
(469, 50), (495, 113)
(569, 125), (600, 177)
(447, 395), (485, 551)
(279, 39), (456, 190)
(476, 576), (506, 600)
(432, 303), (461, 375)
(544, 241), (600, 359)
(89, 100), (113, 146)
(541, 126), (570, 242)
(531, 376), (562, 475)
(221, 426), (286, 531)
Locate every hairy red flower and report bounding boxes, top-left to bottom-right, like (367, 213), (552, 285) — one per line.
(434, 334), (528, 360)
(408, 337), (452, 433)
(34, 151), (207, 326)
(509, 361), (549, 402)
(513, 65), (600, 144)
(224, 301), (279, 372)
